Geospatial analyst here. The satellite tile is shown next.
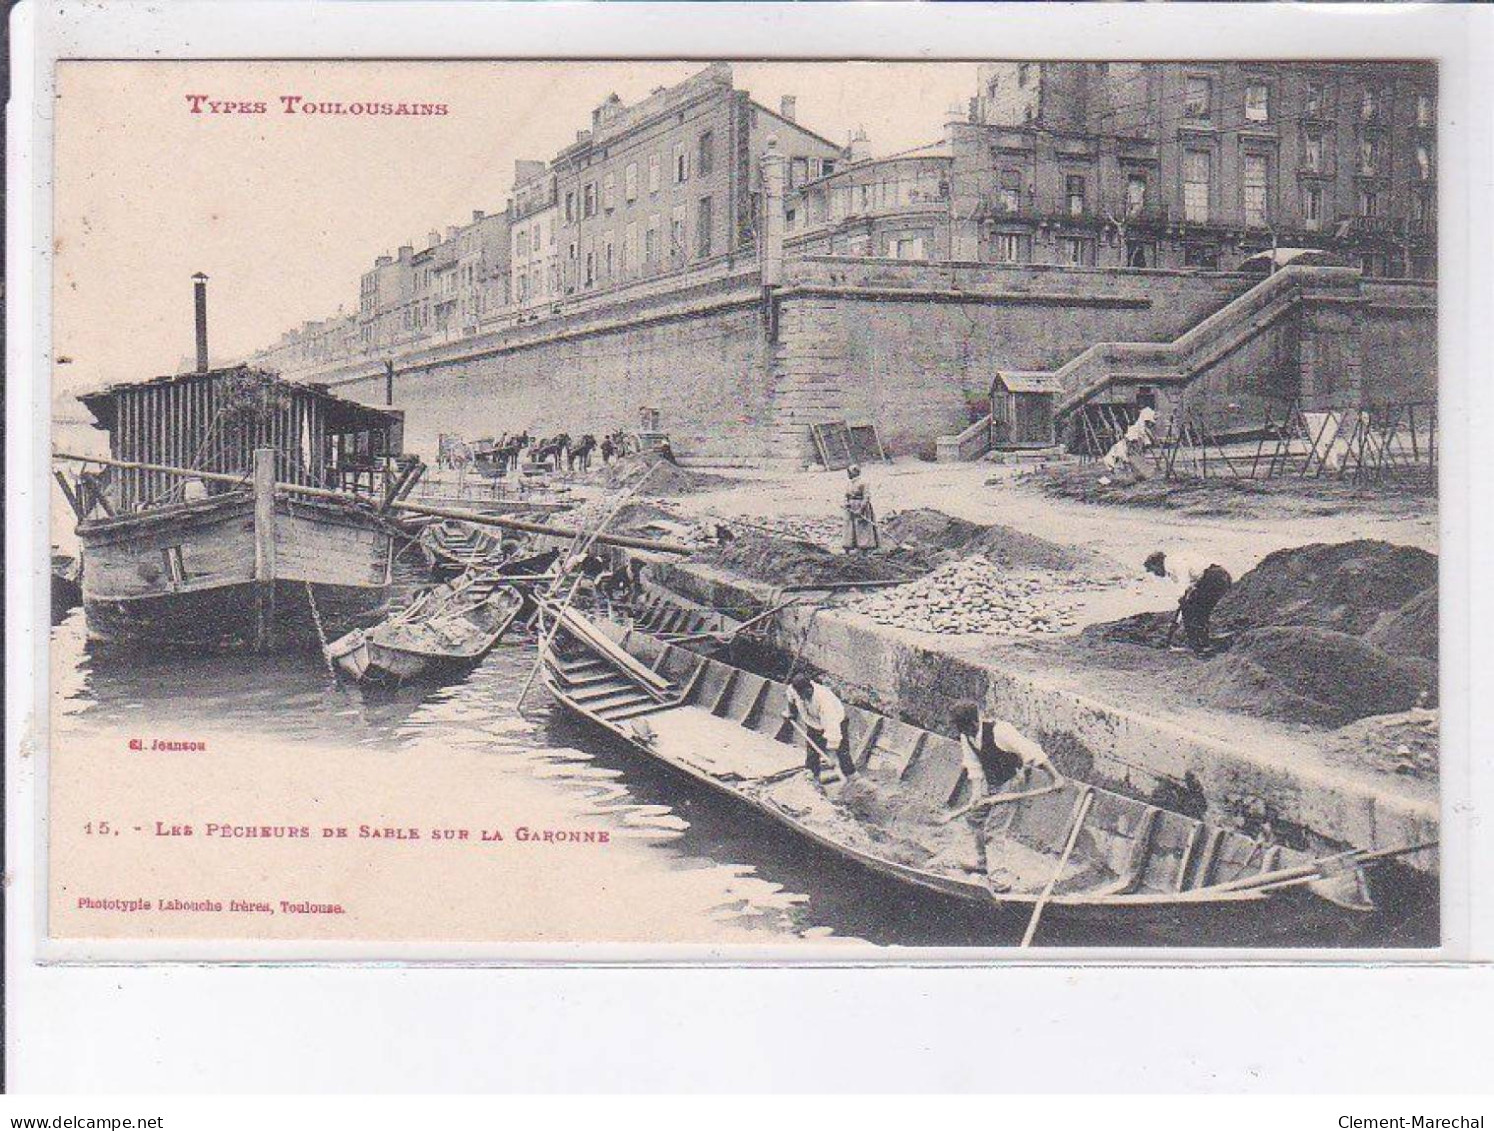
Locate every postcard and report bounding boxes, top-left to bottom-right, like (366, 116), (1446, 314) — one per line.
(40, 52), (1446, 957)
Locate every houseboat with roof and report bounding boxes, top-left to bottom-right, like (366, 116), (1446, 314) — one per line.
(57, 364), (415, 652)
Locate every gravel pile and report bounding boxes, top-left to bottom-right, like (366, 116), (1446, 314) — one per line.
(848, 558), (1083, 637)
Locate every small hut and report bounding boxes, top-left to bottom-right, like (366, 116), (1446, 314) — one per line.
(989, 370), (1059, 449)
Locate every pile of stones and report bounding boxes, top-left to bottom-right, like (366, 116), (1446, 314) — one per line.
(847, 558), (1081, 637)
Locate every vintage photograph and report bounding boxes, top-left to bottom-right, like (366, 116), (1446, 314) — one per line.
(47, 57), (1440, 951)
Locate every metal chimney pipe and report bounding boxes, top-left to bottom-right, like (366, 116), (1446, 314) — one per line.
(192, 272), (209, 372)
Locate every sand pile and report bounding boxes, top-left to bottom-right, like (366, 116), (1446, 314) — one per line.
(1213, 540), (1437, 638)
(1191, 626), (1434, 729)
(1081, 539), (1440, 729)
(701, 530), (923, 588)
(725, 515), (844, 552)
(1365, 583), (1438, 663)
(882, 509), (1090, 572)
(849, 558), (1083, 637)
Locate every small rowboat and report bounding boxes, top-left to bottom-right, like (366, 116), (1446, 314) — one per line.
(539, 602), (1431, 946)
(328, 571), (525, 685)
(420, 519), (511, 576)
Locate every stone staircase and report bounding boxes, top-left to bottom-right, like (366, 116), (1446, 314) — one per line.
(936, 264), (1365, 461)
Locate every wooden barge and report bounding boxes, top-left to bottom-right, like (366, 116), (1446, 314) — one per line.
(540, 602), (1432, 946)
(60, 367), (411, 652)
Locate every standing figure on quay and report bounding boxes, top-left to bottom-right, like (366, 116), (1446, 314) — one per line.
(842, 464), (879, 553)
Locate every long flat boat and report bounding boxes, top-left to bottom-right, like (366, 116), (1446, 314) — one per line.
(327, 572), (524, 684)
(539, 603), (1429, 946)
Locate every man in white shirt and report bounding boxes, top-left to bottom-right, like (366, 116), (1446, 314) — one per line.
(1144, 550), (1233, 653)
(784, 674), (857, 785)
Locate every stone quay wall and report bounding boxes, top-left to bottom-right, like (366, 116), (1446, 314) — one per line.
(277, 256), (1436, 466)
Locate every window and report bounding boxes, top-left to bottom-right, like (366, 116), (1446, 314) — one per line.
(648, 153), (661, 194)
(625, 162), (639, 201)
(584, 250), (595, 288)
(697, 131), (714, 176)
(1066, 175), (1086, 217)
(696, 196), (713, 259)
(669, 204), (687, 264)
(1305, 80), (1326, 118)
(789, 157), (808, 190)
(1183, 149), (1211, 223)
(1125, 239), (1154, 268)
(564, 191), (575, 223)
(1416, 92), (1434, 128)
(1243, 153), (1268, 228)
(998, 169), (1022, 214)
(1359, 136), (1378, 176)
(1410, 190), (1431, 232)
(1416, 144), (1433, 181)
(1057, 236), (1093, 266)
(891, 235), (926, 261)
(1358, 188), (1378, 218)
(604, 232), (615, 280)
(1303, 185), (1323, 231)
(1245, 82), (1270, 123)
(1018, 63), (1034, 88)
(1304, 134), (1323, 172)
(623, 221), (637, 276)
(583, 183), (596, 219)
(1125, 173), (1147, 218)
(644, 218), (659, 270)
(1184, 76), (1212, 119)
(674, 142), (688, 184)
(517, 230), (529, 258)
(1184, 243), (1219, 269)
(1360, 87), (1379, 122)
(603, 173), (616, 211)
(992, 232), (1030, 263)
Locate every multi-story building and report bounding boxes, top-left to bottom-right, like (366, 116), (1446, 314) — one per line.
(546, 63), (843, 300)
(786, 133), (955, 260)
(510, 160), (561, 315)
(959, 61), (1437, 276)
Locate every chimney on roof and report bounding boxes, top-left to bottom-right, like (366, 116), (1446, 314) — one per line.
(473, 209), (485, 222)
(780, 95), (797, 122)
(191, 272), (209, 373)
(398, 244), (413, 262)
(849, 127), (872, 164)
(446, 225), (458, 241)
(428, 230), (440, 247)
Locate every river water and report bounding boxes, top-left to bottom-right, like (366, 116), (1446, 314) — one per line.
(51, 607), (1058, 948)
(51, 596), (1432, 949)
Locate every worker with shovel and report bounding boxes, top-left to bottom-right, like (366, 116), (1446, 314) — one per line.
(784, 674), (858, 786)
(842, 464), (879, 553)
(950, 701), (1062, 891)
(1144, 550), (1234, 655)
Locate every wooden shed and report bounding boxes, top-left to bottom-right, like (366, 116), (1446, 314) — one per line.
(988, 370), (1060, 449)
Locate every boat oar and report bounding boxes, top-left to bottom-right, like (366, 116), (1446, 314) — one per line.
(1213, 840), (1439, 897)
(1020, 788), (1094, 948)
(664, 596), (804, 647)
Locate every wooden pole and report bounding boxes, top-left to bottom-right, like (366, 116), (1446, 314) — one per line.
(1020, 788), (1094, 948)
(252, 448), (278, 653)
(51, 451), (694, 556)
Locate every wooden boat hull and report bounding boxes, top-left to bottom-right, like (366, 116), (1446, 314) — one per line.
(326, 583), (524, 685)
(539, 608), (1397, 947)
(77, 492), (394, 652)
(51, 554), (84, 624)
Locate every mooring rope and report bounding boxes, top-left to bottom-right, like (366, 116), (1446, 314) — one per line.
(304, 580), (336, 677)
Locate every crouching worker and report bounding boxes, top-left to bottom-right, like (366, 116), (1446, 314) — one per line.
(1144, 550), (1233, 655)
(784, 675), (858, 786)
(951, 701), (1061, 890)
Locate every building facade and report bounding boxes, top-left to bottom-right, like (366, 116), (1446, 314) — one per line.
(786, 144), (954, 260)
(545, 63), (843, 301)
(961, 61), (1437, 276)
